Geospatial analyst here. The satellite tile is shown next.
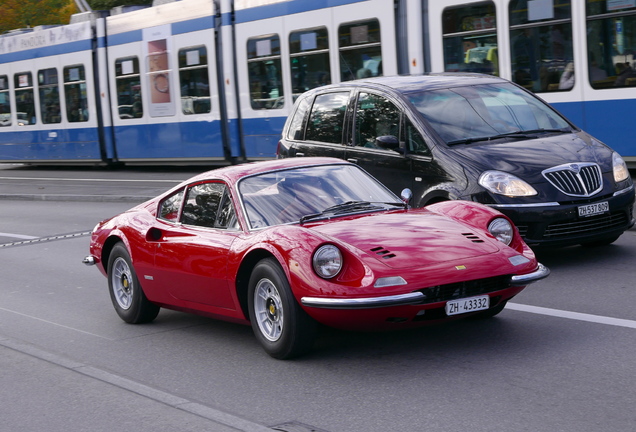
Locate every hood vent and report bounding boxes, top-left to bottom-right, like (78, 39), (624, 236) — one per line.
(370, 246), (396, 259)
(462, 233), (484, 243)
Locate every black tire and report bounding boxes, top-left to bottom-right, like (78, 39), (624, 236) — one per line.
(471, 301), (507, 319)
(248, 258), (317, 359)
(107, 242), (160, 324)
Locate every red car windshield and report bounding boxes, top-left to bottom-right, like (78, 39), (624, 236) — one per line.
(238, 164), (400, 228)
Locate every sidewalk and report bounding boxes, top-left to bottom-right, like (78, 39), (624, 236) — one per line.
(0, 163), (203, 202)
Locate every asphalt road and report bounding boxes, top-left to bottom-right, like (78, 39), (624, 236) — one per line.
(1, 163), (636, 432)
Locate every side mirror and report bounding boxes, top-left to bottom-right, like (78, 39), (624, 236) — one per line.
(375, 135), (399, 150)
(400, 188), (412, 207)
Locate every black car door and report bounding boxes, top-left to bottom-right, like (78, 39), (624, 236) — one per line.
(344, 91), (415, 195)
(345, 90), (449, 204)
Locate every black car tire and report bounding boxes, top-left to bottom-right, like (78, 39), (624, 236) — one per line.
(248, 258), (317, 359)
(107, 242), (160, 324)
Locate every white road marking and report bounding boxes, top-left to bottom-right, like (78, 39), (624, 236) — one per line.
(0, 307), (113, 340)
(508, 303), (636, 329)
(0, 232), (39, 240)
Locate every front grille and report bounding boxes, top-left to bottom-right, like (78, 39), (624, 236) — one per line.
(416, 275), (510, 304)
(543, 211), (629, 238)
(542, 163), (602, 197)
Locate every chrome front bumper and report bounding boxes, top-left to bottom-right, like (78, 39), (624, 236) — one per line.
(301, 263), (549, 309)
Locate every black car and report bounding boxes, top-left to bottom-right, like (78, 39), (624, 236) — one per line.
(277, 73), (635, 248)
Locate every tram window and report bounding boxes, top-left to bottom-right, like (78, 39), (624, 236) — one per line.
(586, 1), (636, 89)
(0, 75), (11, 127)
(305, 92), (348, 144)
(247, 35), (284, 110)
(442, 2), (498, 76)
(115, 57), (143, 119)
(178, 46), (211, 114)
(38, 68), (61, 124)
(339, 19), (382, 82)
(14, 72), (36, 125)
(289, 27), (331, 99)
(64, 66), (89, 122)
(509, 0), (574, 93)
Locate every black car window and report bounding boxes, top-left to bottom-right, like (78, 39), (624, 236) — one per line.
(182, 182), (233, 229)
(404, 116), (431, 156)
(286, 96), (311, 140)
(355, 92), (400, 148)
(305, 92), (349, 144)
(158, 189), (184, 222)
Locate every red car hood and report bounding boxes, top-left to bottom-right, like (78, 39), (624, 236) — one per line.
(312, 211), (501, 269)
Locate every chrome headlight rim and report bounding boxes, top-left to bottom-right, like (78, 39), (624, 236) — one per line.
(312, 244), (343, 279)
(488, 217), (514, 246)
(478, 170), (538, 197)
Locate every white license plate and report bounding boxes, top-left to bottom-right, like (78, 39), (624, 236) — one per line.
(445, 295), (490, 316)
(578, 201), (609, 217)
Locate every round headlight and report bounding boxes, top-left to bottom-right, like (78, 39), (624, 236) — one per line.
(479, 171), (537, 197)
(312, 245), (343, 279)
(488, 218), (513, 245)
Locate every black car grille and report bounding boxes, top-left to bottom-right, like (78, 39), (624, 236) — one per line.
(542, 163), (602, 197)
(543, 211), (629, 238)
(416, 275), (511, 304)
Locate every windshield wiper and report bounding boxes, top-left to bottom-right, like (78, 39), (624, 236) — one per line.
(447, 128), (569, 145)
(299, 200), (404, 224)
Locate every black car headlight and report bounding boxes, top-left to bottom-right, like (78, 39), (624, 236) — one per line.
(613, 152), (630, 182)
(313, 245), (343, 279)
(479, 170), (537, 197)
(488, 218), (513, 245)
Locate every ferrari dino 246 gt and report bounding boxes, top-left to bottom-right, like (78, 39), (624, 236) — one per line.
(84, 158), (549, 359)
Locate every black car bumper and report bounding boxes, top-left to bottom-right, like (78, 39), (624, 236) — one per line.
(489, 188), (635, 248)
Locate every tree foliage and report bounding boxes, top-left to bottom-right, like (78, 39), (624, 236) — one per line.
(0, 0), (77, 33)
(88, 0), (152, 9)
(0, 0), (153, 34)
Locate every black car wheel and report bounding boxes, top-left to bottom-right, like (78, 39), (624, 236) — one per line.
(107, 242), (160, 324)
(248, 258), (317, 359)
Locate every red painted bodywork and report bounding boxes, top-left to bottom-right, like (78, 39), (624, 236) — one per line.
(88, 158), (541, 331)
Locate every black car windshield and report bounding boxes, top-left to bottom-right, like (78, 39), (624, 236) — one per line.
(238, 164), (401, 228)
(407, 83), (571, 144)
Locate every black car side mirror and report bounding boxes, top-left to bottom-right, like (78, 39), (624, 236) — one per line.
(375, 135), (399, 150)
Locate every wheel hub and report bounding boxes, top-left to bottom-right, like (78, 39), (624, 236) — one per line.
(266, 298), (278, 321)
(120, 274), (131, 293)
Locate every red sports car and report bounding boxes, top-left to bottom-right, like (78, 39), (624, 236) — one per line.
(84, 157), (549, 359)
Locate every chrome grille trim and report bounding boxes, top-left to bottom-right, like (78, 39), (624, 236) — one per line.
(542, 163), (603, 197)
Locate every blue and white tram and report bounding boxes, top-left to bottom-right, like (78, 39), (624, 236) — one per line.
(1, 0), (635, 166)
(0, 21), (111, 163)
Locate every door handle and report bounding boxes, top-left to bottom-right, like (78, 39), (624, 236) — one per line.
(295, 152), (305, 157)
(347, 158), (358, 164)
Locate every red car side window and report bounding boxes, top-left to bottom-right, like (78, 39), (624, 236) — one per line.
(158, 189), (184, 222)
